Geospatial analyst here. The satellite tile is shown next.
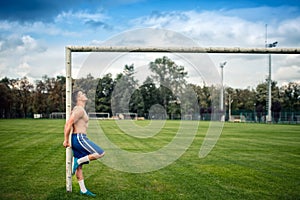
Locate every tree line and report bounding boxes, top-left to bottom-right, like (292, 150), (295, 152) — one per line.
(0, 56), (299, 121)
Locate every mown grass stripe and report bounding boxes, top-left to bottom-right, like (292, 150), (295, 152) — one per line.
(0, 119), (299, 199)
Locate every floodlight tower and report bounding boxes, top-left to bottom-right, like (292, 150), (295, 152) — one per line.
(265, 24), (278, 123)
(220, 61), (227, 121)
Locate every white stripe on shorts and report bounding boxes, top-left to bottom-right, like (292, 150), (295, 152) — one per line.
(77, 134), (97, 154)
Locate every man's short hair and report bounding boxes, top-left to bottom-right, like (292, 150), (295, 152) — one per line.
(72, 90), (81, 107)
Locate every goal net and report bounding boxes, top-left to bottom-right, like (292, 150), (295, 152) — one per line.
(88, 112), (110, 120)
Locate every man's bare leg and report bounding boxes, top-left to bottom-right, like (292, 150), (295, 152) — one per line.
(72, 152), (105, 196)
(76, 152), (105, 167)
(76, 166), (96, 196)
(76, 166), (86, 192)
(88, 152), (105, 161)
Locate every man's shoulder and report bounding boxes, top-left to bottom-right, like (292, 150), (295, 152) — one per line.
(72, 106), (85, 115)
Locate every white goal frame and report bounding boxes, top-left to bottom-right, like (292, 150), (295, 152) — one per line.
(65, 45), (300, 192)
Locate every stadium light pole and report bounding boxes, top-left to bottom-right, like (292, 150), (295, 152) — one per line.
(220, 61), (227, 121)
(265, 24), (278, 123)
(228, 94), (233, 122)
(266, 42), (277, 123)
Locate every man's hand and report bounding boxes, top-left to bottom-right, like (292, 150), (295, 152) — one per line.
(63, 140), (70, 148)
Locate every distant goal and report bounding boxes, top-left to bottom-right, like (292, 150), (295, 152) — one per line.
(88, 112), (110, 120)
(116, 112), (138, 120)
(50, 112), (66, 119)
(183, 114), (193, 120)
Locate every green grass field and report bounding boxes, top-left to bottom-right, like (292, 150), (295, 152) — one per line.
(0, 119), (299, 199)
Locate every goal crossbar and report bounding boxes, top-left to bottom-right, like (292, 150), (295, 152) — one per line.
(65, 45), (300, 192)
(66, 46), (300, 54)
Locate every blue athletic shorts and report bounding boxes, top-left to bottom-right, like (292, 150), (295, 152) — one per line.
(71, 133), (104, 160)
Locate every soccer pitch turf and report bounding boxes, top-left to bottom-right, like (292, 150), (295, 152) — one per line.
(0, 119), (299, 199)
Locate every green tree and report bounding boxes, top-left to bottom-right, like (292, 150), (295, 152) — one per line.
(234, 88), (256, 112)
(191, 83), (212, 114)
(95, 73), (114, 114)
(255, 80), (281, 122)
(139, 77), (160, 118)
(111, 64), (140, 116)
(33, 77), (48, 115)
(0, 78), (12, 118)
(50, 76), (66, 112)
(130, 89), (144, 117)
(3, 77), (34, 118)
(280, 82), (300, 111)
(149, 56), (188, 117)
(34, 75), (66, 116)
(18, 77), (34, 117)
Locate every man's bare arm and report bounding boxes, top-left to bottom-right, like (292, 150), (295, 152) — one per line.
(63, 116), (74, 148)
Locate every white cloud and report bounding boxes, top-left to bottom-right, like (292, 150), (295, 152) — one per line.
(0, 20), (79, 38)
(130, 8), (300, 48)
(221, 6), (300, 22)
(273, 55), (300, 83)
(131, 10), (266, 47)
(274, 65), (300, 81)
(0, 5), (299, 89)
(127, 8), (300, 88)
(55, 10), (107, 23)
(276, 17), (300, 46)
(0, 34), (48, 78)
(16, 61), (31, 77)
(17, 35), (46, 53)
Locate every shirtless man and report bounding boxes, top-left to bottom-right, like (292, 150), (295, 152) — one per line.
(63, 90), (105, 197)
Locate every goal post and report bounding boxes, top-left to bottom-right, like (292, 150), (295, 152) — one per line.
(65, 47), (73, 192)
(65, 45), (300, 192)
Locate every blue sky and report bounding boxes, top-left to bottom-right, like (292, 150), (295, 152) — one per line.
(0, 0), (299, 88)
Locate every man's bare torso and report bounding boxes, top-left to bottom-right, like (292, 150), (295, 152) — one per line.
(72, 106), (89, 134)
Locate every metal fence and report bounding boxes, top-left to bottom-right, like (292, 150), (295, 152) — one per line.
(226, 112), (300, 124)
